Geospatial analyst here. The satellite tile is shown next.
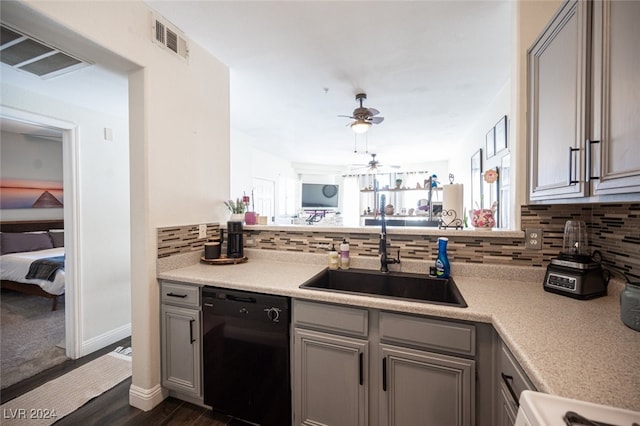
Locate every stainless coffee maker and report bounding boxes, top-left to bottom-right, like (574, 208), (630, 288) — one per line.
(226, 221), (244, 258)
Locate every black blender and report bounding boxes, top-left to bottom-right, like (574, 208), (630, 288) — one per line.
(543, 220), (609, 299)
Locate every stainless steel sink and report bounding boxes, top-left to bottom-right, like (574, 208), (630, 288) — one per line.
(300, 268), (467, 307)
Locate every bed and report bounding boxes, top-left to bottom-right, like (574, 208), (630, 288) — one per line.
(0, 220), (65, 310)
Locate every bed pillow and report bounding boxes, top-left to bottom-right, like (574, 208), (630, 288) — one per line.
(0, 232), (54, 255)
(48, 231), (64, 248)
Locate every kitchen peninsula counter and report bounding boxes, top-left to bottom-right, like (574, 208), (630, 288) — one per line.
(229, 223), (525, 238)
(158, 250), (640, 412)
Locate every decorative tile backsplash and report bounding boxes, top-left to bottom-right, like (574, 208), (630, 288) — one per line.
(521, 203), (640, 280)
(157, 203), (639, 279)
(157, 223), (221, 258)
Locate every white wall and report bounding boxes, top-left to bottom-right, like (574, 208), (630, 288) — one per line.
(451, 82), (511, 225)
(0, 130), (64, 221)
(231, 132), (297, 219)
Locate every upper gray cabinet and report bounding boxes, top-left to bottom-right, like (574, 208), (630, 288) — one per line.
(589, 0), (640, 196)
(528, 0), (640, 202)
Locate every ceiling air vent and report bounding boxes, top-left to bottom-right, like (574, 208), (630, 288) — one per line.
(0, 24), (91, 79)
(152, 14), (189, 60)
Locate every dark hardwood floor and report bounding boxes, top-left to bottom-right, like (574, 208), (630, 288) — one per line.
(2, 338), (253, 425)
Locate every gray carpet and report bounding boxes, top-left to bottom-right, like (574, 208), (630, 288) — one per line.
(1, 289), (68, 389)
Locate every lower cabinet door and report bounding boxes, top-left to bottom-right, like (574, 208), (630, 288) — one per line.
(293, 328), (368, 426)
(379, 344), (475, 426)
(499, 386), (518, 426)
(161, 304), (201, 396)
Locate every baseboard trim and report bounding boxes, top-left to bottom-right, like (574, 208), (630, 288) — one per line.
(80, 323), (131, 357)
(129, 383), (167, 411)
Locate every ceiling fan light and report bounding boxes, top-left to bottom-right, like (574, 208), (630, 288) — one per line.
(351, 120), (372, 134)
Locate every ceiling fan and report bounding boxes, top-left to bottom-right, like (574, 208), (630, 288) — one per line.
(339, 93), (385, 133)
(350, 153), (400, 173)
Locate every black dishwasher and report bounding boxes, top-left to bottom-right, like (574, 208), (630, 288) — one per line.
(202, 287), (291, 426)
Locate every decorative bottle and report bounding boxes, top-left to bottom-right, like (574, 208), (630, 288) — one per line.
(435, 237), (450, 279)
(340, 239), (350, 269)
(328, 244), (339, 270)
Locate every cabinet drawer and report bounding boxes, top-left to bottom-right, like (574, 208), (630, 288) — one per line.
(161, 281), (200, 308)
(500, 342), (536, 405)
(380, 311), (476, 356)
(293, 299), (368, 337)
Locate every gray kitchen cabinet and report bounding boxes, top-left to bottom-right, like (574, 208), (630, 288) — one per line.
(589, 0), (640, 196)
(293, 328), (369, 426)
(293, 300), (369, 426)
(528, 0), (590, 201)
(379, 344), (474, 426)
(528, 0), (640, 202)
(160, 281), (201, 399)
(496, 341), (536, 426)
(292, 300), (480, 426)
(378, 311), (476, 426)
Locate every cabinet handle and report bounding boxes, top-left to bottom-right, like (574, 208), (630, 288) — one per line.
(568, 147), (580, 185)
(382, 357), (387, 391)
(359, 352), (364, 386)
(166, 292), (187, 298)
(586, 139), (601, 181)
(501, 373), (519, 407)
(189, 319), (195, 344)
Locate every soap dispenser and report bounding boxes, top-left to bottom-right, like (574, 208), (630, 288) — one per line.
(340, 239), (350, 269)
(435, 237), (450, 279)
(328, 244), (339, 270)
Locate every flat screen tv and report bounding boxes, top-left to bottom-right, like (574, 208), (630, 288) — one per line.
(301, 184), (339, 208)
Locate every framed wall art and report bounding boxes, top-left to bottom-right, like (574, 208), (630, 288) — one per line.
(495, 115), (507, 153)
(485, 127), (495, 159)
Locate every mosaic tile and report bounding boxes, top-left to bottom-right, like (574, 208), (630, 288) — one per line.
(156, 203), (639, 278)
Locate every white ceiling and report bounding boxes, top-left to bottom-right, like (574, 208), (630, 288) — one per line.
(146, 0), (512, 168)
(1, 1), (512, 170)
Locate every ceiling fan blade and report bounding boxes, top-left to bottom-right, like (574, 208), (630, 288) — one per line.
(366, 108), (380, 116)
(338, 114), (355, 118)
(370, 116), (385, 124)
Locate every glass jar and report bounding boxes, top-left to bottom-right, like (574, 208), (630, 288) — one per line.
(621, 281), (640, 332)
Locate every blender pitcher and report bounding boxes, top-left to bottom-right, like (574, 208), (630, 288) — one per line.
(561, 220), (589, 262)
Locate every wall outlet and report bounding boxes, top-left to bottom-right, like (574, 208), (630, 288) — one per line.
(198, 224), (207, 239)
(525, 228), (542, 250)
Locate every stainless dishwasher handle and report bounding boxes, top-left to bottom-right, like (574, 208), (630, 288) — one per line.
(226, 294), (256, 303)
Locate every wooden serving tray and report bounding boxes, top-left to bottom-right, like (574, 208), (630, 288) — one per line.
(200, 256), (248, 265)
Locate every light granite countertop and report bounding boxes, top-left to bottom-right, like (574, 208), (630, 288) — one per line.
(158, 249), (640, 412)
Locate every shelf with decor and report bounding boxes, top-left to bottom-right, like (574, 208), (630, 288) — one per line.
(356, 172), (442, 226)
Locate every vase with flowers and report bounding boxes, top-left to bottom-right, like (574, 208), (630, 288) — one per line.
(242, 191), (258, 225)
(224, 198), (246, 222)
